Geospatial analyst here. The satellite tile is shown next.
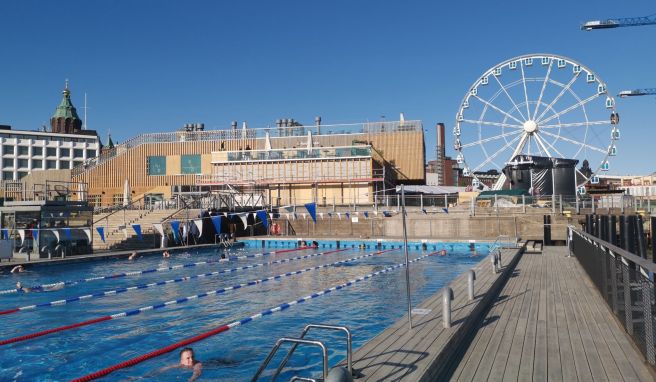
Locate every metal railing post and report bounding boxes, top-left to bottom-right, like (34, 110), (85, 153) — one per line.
(491, 253), (498, 274)
(522, 194), (526, 213)
(443, 287), (454, 328)
(641, 275), (655, 365)
(468, 270), (476, 300)
(622, 257), (633, 335)
(559, 194), (563, 214)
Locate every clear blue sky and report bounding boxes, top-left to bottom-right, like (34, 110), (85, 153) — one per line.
(1, 0), (654, 175)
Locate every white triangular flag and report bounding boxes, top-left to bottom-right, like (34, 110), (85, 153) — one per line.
(153, 223), (164, 236)
(302, 213), (307, 219)
(285, 213), (290, 220)
(319, 212), (324, 220)
(269, 213), (274, 220)
(17, 229), (25, 244)
(337, 213), (342, 220)
(83, 228), (92, 243)
(374, 211), (379, 216)
(123, 227), (128, 239)
(193, 219), (203, 237)
(53, 229), (60, 243)
(239, 213), (248, 229)
(354, 212), (359, 216)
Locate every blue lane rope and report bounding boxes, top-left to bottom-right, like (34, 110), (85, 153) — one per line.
(0, 247), (311, 295)
(0, 248), (356, 315)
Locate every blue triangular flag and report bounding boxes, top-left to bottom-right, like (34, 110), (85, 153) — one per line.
(383, 211), (392, 217)
(96, 227), (105, 242)
(364, 211), (369, 218)
(345, 212), (350, 219)
(171, 220), (181, 243)
(256, 210), (269, 231)
(132, 224), (143, 240)
(1, 229), (8, 240)
(422, 209), (427, 214)
(442, 208), (449, 214)
(304, 202), (317, 223)
(32, 229), (39, 242)
(211, 216), (222, 235)
(63, 228), (72, 241)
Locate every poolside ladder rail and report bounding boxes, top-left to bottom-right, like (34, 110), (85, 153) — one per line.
(252, 337), (328, 382)
(252, 324), (355, 382)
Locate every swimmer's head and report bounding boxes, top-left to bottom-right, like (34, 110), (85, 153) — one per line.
(180, 347), (195, 367)
(15, 282), (21, 290)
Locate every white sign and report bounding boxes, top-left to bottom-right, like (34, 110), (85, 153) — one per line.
(351, 217), (359, 223)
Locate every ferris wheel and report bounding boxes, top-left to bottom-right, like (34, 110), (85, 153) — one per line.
(454, 53), (620, 191)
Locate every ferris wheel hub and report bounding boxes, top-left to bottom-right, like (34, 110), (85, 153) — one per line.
(523, 120), (538, 134)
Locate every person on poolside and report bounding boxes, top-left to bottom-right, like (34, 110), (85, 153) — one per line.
(10, 265), (25, 273)
(128, 252), (138, 261)
(163, 250), (170, 258)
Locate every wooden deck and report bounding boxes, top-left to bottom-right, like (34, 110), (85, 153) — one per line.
(348, 247), (524, 381)
(449, 246), (654, 382)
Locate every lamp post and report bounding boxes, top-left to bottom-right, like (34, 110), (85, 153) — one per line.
(401, 184), (413, 329)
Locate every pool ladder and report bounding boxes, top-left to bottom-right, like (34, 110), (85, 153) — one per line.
(252, 324), (355, 382)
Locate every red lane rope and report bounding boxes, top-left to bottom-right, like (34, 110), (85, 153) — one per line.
(0, 316), (112, 346)
(71, 324), (232, 382)
(0, 308), (20, 315)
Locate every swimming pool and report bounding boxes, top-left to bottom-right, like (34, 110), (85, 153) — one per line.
(0, 242), (489, 381)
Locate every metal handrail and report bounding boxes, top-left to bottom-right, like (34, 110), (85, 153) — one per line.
(575, 228), (656, 274)
(272, 324), (353, 381)
(251, 338), (328, 382)
(490, 234), (517, 255)
(92, 195), (146, 225)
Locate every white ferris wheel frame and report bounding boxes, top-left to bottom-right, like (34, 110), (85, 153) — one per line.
(454, 53), (619, 191)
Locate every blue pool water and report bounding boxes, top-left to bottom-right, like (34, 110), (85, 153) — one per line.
(0, 242), (489, 381)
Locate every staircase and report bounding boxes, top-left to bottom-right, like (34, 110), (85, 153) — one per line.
(92, 209), (188, 251)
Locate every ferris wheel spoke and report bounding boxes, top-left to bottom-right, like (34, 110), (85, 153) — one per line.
(532, 133), (553, 157)
(538, 93), (601, 125)
(534, 132), (566, 158)
(533, 60), (553, 120)
(461, 119), (524, 129)
(472, 95), (525, 125)
(576, 169), (591, 181)
(461, 129), (523, 148)
(535, 72), (580, 122)
(492, 75), (528, 121)
(540, 130), (607, 154)
(540, 120), (609, 129)
(472, 133), (524, 172)
(520, 62), (531, 119)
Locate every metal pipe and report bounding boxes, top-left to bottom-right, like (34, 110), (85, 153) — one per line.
(443, 287), (454, 328)
(468, 270), (476, 300)
(491, 253), (498, 274)
(252, 338), (328, 382)
(401, 184), (412, 329)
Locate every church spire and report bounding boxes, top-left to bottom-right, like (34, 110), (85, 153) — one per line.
(50, 80), (82, 134)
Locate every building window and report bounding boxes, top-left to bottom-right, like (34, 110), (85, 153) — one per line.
(180, 154), (201, 174)
(88, 195), (101, 207)
(73, 149), (84, 158)
(86, 149), (96, 158)
(3, 145), (14, 155)
(17, 146), (29, 156)
(112, 194), (124, 206)
(17, 159), (28, 168)
(147, 156), (166, 175)
(2, 171), (13, 180)
(46, 160), (57, 169)
(46, 147), (57, 157)
(32, 147), (43, 156)
(60, 148), (70, 157)
(60, 160), (70, 169)
(17, 172), (28, 180)
(2, 158), (13, 168)
(32, 159), (43, 169)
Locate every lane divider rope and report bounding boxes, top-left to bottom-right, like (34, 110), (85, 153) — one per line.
(0, 248), (352, 316)
(0, 247), (311, 295)
(0, 249), (396, 346)
(72, 251), (440, 382)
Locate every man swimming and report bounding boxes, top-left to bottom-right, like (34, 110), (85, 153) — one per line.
(15, 281), (64, 293)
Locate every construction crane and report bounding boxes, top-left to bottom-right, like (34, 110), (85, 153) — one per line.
(581, 13), (656, 30)
(618, 88), (656, 97)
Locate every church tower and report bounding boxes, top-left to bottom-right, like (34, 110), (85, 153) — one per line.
(50, 80), (82, 134)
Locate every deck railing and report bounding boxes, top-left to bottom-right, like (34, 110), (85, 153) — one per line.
(570, 228), (656, 366)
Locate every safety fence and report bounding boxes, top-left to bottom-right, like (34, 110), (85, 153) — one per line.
(570, 228), (655, 366)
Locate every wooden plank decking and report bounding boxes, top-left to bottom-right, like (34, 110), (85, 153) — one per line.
(449, 246), (655, 382)
(348, 247), (523, 381)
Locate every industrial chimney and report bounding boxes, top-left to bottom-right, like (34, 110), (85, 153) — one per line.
(436, 123), (446, 185)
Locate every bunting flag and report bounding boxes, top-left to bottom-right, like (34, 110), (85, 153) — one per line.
(383, 211), (392, 217)
(373, 211), (379, 216)
(1, 229), (7, 240)
(83, 228), (92, 243)
(442, 208), (449, 214)
(283, 205), (294, 213)
(63, 228), (72, 241)
(153, 223), (164, 236)
(328, 212), (333, 218)
(193, 219), (203, 237)
(96, 227), (105, 243)
(422, 209), (427, 214)
(182, 222), (189, 239)
(170, 220), (181, 243)
(269, 213), (274, 220)
(32, 229), (39, 243)
(354, 212), (359, 216)
(17, 229), (25, 244)
(122, 226), (128, 239)
(337, 213), (342, 219)
(319, 212), (324, 220)
(256, 210), (269, 231)
(345, 212), (350, 219)
(53, 230), (61, 243)
(364, 212), (369, 218)
(223, 212), (228, 218)
(304, 202), (317, 223)
(132, 224), (143, 241)
(285, 213), (290, 220)
(211, 216), (222, 235)
(238, 213), (248, 230)
(302, 213), (307, 220)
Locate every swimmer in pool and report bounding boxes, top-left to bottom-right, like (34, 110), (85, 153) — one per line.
(128, 252), (138, 261)
(154, 347), (202, 381)
(163, 250), (170, 258)
(439, 249), (447, 256)
(10, 265), (25, 273)
(16, 281), (64, 293)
